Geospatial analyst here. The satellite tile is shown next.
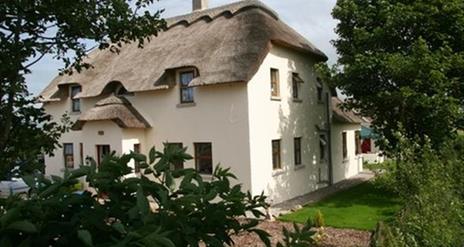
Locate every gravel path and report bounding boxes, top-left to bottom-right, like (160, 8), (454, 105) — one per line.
(232, 220), (371, 247)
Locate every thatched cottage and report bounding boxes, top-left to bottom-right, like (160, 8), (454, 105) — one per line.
(40, 0), (363, 204)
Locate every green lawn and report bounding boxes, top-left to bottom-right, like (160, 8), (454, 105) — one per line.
(279, 182), (402, 230)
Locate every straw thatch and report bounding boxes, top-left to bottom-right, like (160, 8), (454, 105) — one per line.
(73, 95), (151, 129)
(40, 0), (328, 102)
(332, 97), (363, 124)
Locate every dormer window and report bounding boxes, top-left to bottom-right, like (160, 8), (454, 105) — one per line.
(70, 85), (81, 112)
(180, 71), (195, 103)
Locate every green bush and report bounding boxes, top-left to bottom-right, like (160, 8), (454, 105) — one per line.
(0, 145), (271, 247)
(313, 210), (325, 228)
(371, 137), (464, 247)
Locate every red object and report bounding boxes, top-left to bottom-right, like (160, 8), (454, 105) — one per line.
(361, 139), (371, 153)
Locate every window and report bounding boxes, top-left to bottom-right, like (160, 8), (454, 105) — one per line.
(167, 143), (184, 170)
(63, 143), (74, 169)
(294, 137), (302, 166)
(70, 85), (81, 112)
(133, 144), (141, 173)
(342, 132), (348, 159)
(194, 143), (212, 175)
(355, 131), (361, 155)
(270, 68), (280, 98)
(292, 73), (303, 99)
(79, 143), (84, 166)
(96, 145), (111, 166)
(316, 78), (323, 103)
(180, 71), (195, 103)
(319, 135), (327, 161)
(272, 139), (281, 170)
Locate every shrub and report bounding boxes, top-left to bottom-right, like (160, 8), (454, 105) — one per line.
(0, 145), (271, 247)
(313, 210), (325, 228)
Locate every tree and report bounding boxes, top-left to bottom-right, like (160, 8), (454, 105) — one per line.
(324, 0), (464, 153)
(0, 0), (166, 178)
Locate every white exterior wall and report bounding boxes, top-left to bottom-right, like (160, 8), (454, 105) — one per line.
(247, 45), (330, 204)
(331, 123), (363, 183)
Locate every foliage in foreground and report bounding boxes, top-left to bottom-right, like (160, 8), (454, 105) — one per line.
(370, 136), (464, 247)
(0, 145), (317, 247)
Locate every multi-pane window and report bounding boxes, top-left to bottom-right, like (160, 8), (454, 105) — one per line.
(342, 132), (348, 159)
(63, 143), (74, 169)
(194, 143), (212, 175)
(70, 85), (81, 112)
(294, 137), (302, 166)
(272, 139), (281, 170)
(167, 143), (184, 170)
(180, 71), (194, 103)
(292, 73), (303, 99)
(270, 68), (280, 97)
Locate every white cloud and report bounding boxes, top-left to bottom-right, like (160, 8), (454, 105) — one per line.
(26, 0), (338, 96)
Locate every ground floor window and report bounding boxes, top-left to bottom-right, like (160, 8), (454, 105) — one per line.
(272, 139), (281, 170)
(133, 143), (141, 173)
(294, 137), (302, 166)
(63, 143), (74, 169)
(166, 143), (184, 170)
(96, 145), (111, 166)
(342, 132), (348, 159)
(194, 143), (212, 175)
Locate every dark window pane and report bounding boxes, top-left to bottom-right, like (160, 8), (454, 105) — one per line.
(320, 135), (327, 160)
(63, 143), (74, 169)
(271, 69), (279, 97)
(294, 137), (302, 166)
(272, 140), (281, 170)
(134, 144), (141, 173)
(342, 132), (348, 159)
(195, 143), (212, 175)
(180, 71), (195, 103)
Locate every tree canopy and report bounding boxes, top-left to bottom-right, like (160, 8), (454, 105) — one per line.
(325, 0), (464, 152)
(0, 0), (166, 178)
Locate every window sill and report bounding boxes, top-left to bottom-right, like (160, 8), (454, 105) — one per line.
(294, 164), (305, 171)
(177, 102), (196, 108)
(272, 169), (285, 177)
(270, 97), (281, 101)
(199, 174), (213, 181)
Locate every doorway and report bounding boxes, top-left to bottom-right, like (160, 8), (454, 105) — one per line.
(96, 145), (110, 166)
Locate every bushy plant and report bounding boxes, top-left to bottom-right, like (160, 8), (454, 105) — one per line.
(0, 145), (271, 247)
(277, 220), (318, 247)
(313, 210), (325, 228)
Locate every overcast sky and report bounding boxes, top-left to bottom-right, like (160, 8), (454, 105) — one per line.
(26, 0), (338, 96)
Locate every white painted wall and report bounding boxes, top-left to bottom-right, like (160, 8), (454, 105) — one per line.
(331, 123), (363, 183)
(247, 45), (330, 204)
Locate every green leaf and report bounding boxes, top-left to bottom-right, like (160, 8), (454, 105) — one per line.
(112, 222), (126, 234)
(136, 187), (150, 218)
(6, 220), (37, 233)
(149, 147), (156, 164)
(251, 228), (271, 247)
(78, 229), (93, 247)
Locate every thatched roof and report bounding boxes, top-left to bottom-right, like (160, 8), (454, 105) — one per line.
(332, 97), (363, 124)
(40, 0), (327, 102)
(73, 95), (151, 129)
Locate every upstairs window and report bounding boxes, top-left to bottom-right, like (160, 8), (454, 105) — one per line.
(195, 143), (212, 175)
(270, 68), (280, 98)
(180, 71), (195, 103)
(63, 143), (74, 169)
(70, 85), (81, 112)
(292, 73), (304, 100)
(272, 139), (281, 170)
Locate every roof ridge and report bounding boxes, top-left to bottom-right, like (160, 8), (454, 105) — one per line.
(165, 0), (278, 29)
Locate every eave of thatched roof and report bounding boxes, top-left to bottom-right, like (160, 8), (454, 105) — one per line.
(40, 0), (328, 102)
(73, 95), (150, 129)
(332, 97), (363, 124)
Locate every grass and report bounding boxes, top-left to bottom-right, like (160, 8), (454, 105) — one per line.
(279, 182), (402, 230)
